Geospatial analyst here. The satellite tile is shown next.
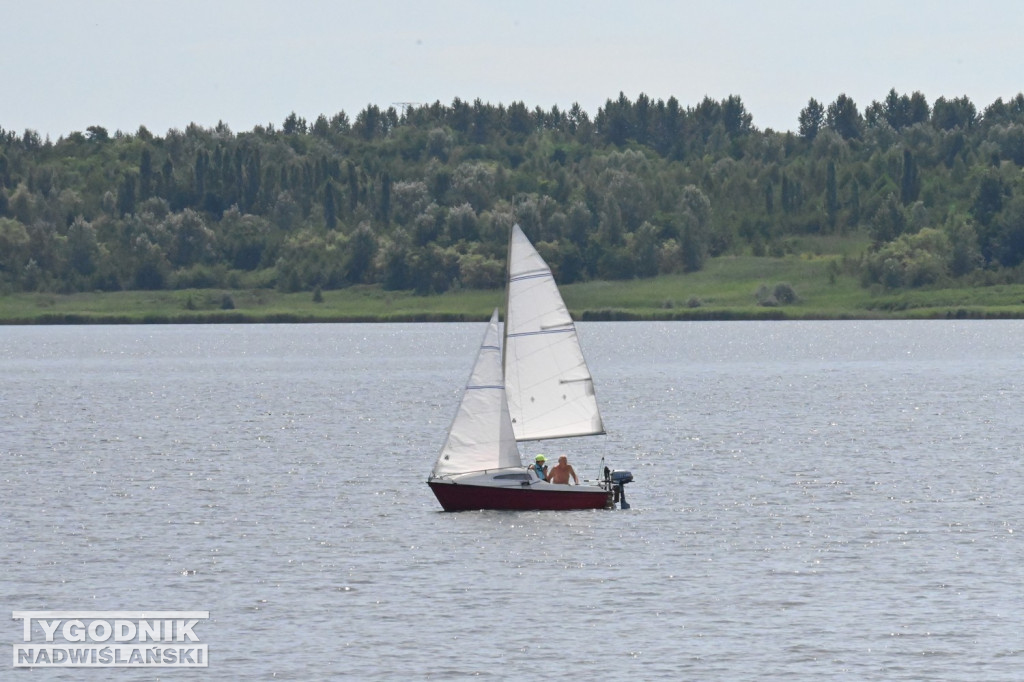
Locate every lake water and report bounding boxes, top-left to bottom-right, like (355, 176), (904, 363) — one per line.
(3, 320), (1024, 680)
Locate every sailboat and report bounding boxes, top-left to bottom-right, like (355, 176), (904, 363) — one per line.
(427, 224), (633, 511)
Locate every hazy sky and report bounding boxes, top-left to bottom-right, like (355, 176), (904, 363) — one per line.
(6, 0), (1024, 140)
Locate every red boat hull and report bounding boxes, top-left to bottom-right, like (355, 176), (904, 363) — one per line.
(428, 480), (611, 512)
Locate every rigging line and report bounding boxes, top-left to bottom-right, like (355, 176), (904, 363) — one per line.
(509, 271), (551, 283)
(507, 328), (573, 338)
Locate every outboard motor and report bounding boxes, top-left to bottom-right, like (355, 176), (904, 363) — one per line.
(603, 466), (634, 510)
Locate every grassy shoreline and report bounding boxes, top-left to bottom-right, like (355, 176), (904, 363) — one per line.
(4, 255), (1024, 324)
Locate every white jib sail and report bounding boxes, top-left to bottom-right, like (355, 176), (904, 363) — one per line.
(503, 224), (605, 442)
(432, 309), (522, 477)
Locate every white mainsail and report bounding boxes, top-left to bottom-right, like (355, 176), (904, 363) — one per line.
(503, 224), (605, 442)
(432, 309), (522, 477)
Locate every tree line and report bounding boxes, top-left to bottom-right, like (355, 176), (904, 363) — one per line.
(3, 88), (1024, 296)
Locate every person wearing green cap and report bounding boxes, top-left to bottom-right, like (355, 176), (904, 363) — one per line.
(530, 454), (548, 481)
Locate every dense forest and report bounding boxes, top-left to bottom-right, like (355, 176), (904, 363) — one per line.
(3, 89), (1024, 296)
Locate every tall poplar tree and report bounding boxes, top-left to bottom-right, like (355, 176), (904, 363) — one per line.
(826, 160), (838, 229)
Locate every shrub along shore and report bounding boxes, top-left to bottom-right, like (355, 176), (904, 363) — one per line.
(4, 254), (1024, 324)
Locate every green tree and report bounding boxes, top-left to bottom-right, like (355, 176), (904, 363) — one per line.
(10, 86), (1024, 298)
(282, 112), (307, 135)
(167, 209), (214, 267)
(678, 186), (712, 272)
(799, 98), (824, 140)
(870, 194), (906, 245)
(445, 202), (479, 242)
(193, 151), (208, 206)
(132, 236), (170, 290)
(66, 216), (99, 277)
(825, 160), (838, 229)
(506, 101), (532, 136)
(242, 150), (261, 212)
(721, 95), (752, 135)
(826, 94), (863, 140)
(900, 149), (919, 205)
(408, 245), (457, 294)
(0, 217), (30, 284)
(380, 237), (410, 290)
(311, 114), (330, 138)
(631, 221), (660, 277)
(345, 223), (378, 284)
(346, 161), (359, 213)
(990, 195), (1024, 267)
(139, 149), (154, 200)
(118, 173), (137, 216)
(932, 96), (977, 130)
(946, 216), (982, 276)
(597, 92), (635, 146)
(972, 174), (1005, 229)
(869, 88), (929, 130)
(863, 227), (951, 287)
(220, 207), (270, 270)
(849, 179), (861, 228)
(330, 111), (351, 134)
(323, 179), (338, 230)
(9, 184), (35, 225)
(85, 125), (109, 142)
(354, 105), (385, 140)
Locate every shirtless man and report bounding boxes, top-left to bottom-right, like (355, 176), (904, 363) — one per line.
(546, 456), (578, 485)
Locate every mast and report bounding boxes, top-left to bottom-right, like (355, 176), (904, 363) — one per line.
(502, 222), (513, 378)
